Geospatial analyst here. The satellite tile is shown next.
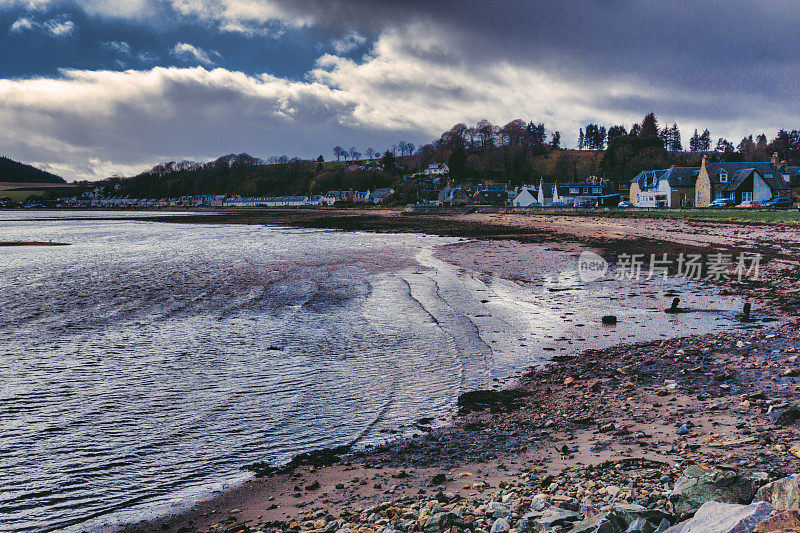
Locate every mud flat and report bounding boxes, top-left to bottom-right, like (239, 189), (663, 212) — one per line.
(115, 210), (800, 533)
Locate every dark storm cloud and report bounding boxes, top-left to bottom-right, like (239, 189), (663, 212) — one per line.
(277, 0), (800, 103)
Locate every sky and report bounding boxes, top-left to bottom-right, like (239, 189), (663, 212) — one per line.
(2, 1), (800, 181)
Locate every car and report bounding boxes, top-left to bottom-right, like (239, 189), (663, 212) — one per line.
(735, 200), (762, 209)
(617, 201), (634, 208)
(761, 197), (795, 209)
(708, 198), (736, 208)
(549, 201), (570, 207)
(574, 199), (595, 208)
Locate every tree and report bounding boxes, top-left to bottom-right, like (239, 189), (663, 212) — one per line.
(689, 129), (701, 152)
(578, 128), (585, 150)
(316, 155), (324, 162)
(550, 131), (561, 149)
(333, 146), (345, 161)
(406, 142), (415, 155)
(700, 129), (712, 151)
(500, 119), (526, 145)
(448, 146), (467, 178)
(715, 138), (734, 153)
(584, 124), (606, 149)
(350, 149), (362, 161)
(669, 124), (682, 151)
(640, 112), (659, 138)
(607, 125), (627, 145)
(365, 148), (376, 159)
(380, 150), (396, 172)
(476, 119), (496, 149)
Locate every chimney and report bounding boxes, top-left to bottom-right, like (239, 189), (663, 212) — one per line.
(771, 152), (780, 167)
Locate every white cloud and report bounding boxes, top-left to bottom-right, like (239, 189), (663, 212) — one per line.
(170, 42), (218, 65)
(9, 16), (34, 32)
(0, 21), (796, 181)
(103, 40), (131, 55)
(330, 30), (366, 54)
(9, 14), (74, 36)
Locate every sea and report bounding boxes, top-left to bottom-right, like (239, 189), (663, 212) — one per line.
(0, 211), (749, 531)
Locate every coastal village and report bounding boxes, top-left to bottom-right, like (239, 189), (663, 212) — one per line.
(46, 153), (800, 211)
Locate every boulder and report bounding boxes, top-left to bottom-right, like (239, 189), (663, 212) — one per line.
(753, 509), (800, 532)
(533, 507), (581, 528)
(754, 474), (800, 510)
(424, 512), (464, 533)
(670, 466), (762, 516)
(769, 407), (800, 426)
(665, 501), (774, 533)
(571, 505), (673, 533)
(489, 517), (510, 533)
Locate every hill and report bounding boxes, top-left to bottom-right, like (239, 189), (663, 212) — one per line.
(0, 156), (65, 183)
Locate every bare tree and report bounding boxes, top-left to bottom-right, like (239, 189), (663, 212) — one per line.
(333, 146), (345, 161)
(365, 148), (376, 159)
(348, 147), (359, 161)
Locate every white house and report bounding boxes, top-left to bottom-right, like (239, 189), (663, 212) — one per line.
(511, 187), (538, 207)
(424, 163), (449, 175)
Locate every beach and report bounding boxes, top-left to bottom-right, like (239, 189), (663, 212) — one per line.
(110, 208), (800, 533)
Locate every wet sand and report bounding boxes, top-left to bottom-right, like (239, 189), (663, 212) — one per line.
(119, 210), (800, 532)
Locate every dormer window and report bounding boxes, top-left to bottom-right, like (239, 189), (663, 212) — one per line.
(718, 170), (728, 183)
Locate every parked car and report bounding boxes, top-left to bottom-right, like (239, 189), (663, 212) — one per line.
(617, 201), (634, 208)
(549, 201), (570, 207)
(761, 197), (795, 209)
(708, 198), (736, 208)
(574, 199), (594, 208)
(735, 200), (762, 209)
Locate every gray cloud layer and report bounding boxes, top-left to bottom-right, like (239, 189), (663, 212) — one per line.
(2, 0), (800, 180)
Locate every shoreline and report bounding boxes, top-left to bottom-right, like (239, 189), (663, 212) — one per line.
(113, 209), (800, 532)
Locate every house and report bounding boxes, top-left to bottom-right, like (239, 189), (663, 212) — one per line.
(511, 187), (538, 207)
(629, 167), (699, 207)
(695, 155), (792, 206)
(424, 163), (449, 175)
(369, 188), (393, 204)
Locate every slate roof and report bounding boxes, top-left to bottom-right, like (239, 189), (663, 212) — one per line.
(707, 162), (790, 191)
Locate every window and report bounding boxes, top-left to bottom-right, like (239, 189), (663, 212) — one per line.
(569, 187), (579, 195)
(636, 194), (640, 203)
(583, 188), (589, 194)
(718, 170), (728, 183)
(715, 192), (723, 199)
(698, 191), (702, 202)
(784, 174), (791, 182)
(742, 192), (753, 201)
(592, 187), (602, 194)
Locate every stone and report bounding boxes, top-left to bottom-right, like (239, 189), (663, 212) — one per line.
(664, 501), (774, 533)
(571, 510), (627, 533)
(670, 465), (762, 516)
(753, 509), (800, 532)
(534, 507), (580, 528)
(754, 474), (800, 510)
(769, 407), (800, 426)
(430, 474), (447, 486)
(489, 517), (510, 533)
(423, 512), (462, 533)
(676, 425), (690, 436)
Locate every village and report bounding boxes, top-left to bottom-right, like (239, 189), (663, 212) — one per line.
(50, 152), (800, 211)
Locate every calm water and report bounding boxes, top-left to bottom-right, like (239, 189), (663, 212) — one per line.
(0, 212), (748, 531)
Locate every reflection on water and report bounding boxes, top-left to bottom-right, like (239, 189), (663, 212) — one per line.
(0, 212), (746, 531)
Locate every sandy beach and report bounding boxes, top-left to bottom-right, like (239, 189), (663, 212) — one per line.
(120, 209), (800, 533)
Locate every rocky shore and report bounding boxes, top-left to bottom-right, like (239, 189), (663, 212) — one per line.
(124, 210), (800, 533)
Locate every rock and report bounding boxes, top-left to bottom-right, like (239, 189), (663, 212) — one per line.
(430, 473), (447, 486)
(665, 501), (774, 533)
(753, 509), (800, 532)
(602, 315), (618, 325)
(457, 390), (529, 413)
(754, 474), (800, 510)
(489, 517), (510, 533)
(571, 510), (627, 533)
(423, 512), (462, 533)
(769, 407), (800, 426)
(534, 507), (581, 528)
(670, 466), (762, 516)
(305, 481), (321, 491)
(676, 425), (690, 436)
